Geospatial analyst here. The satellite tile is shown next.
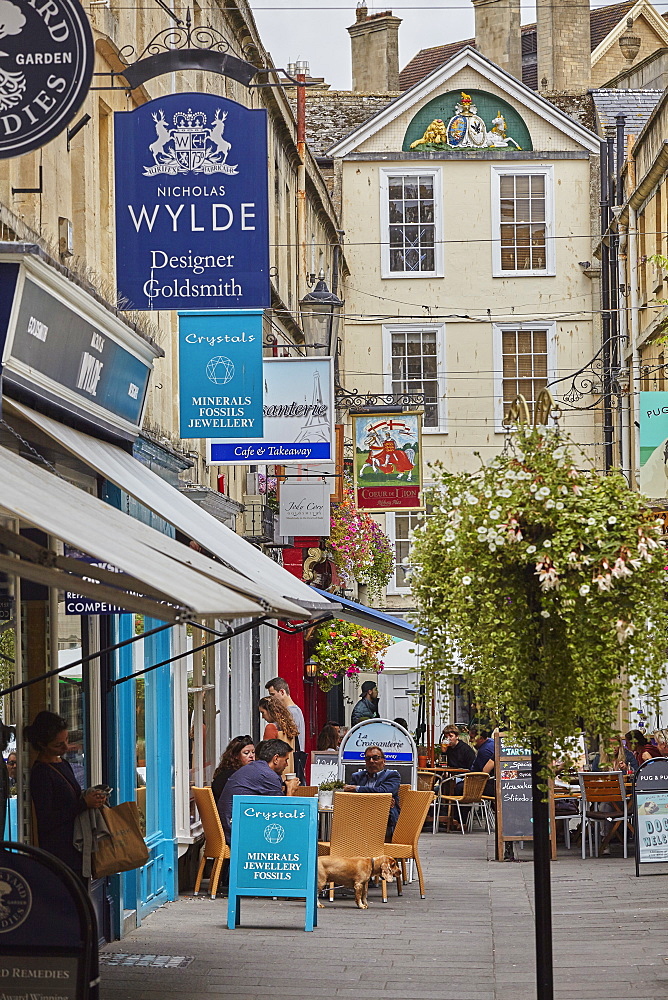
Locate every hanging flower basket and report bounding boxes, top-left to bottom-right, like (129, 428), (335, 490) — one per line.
(327, 486), (393, 598)
(309, 619), (392, 692)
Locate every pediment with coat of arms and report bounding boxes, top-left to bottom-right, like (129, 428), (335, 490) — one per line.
(403, 89), (533, 153)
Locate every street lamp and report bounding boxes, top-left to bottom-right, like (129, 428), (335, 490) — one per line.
(300, 270), (343, 356)
(304, 656), (319, 680)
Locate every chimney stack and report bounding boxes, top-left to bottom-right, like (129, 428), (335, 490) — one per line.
(472, 0), (522, 79)
(536, 0), (591, 93)
(347, 5), (402, 92)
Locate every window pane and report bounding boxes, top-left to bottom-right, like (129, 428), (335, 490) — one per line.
(418, 177), (433, 197)
(404, 201), (419, 224)
(389, 201), (404, 223)
(386, 173), (436, 273)
(531, 199), (545, 222)
(404, 180), (418, 200)
(500, 175), (515, 197)
(388, 178), (403, 199)
(500, 199), (515, 221)
(530, 175), (545, 196)
(516, 175), (530, 197)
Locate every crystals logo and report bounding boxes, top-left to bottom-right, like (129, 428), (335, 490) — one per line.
(0, 867), (31, 932)
(0, 0), (94, 158)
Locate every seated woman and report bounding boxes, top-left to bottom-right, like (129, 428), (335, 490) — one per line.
(592, 735), (636, 773)
(625, 729), (665, 767)
(211, 736), (255, 803)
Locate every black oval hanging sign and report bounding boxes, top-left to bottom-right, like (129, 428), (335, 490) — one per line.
(0, 0), (94, 158)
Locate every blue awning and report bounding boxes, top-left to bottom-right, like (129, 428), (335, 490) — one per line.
(310, 587), (416, 641)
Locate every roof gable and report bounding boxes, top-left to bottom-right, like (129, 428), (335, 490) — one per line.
(327, 46), (601, 157)
(590, 0), (668, 65)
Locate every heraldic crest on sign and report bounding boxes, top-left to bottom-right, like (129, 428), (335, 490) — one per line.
(143, 107), (239, 176)
(410, 92), (522, 151)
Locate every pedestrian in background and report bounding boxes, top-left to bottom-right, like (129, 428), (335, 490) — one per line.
(351, 681), (379, 727)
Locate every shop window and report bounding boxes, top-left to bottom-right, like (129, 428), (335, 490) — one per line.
(380, 168), (442, 278)
(492, 167), (555, 276)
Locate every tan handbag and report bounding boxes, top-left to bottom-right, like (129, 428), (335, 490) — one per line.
(92, 801), (149, 878)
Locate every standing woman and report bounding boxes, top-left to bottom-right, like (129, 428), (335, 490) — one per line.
(258, 696), (298, 772)
(211, 736), (255, 803)
(25, 711), (106, 877)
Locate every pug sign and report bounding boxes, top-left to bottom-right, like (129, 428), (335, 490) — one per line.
(228, 796), (318, 931)
(634, 756), (668, 876)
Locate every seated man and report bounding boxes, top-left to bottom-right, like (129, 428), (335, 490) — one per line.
(441, 725), (476, 770)
(344, 745), (400, 832)
(218, 738), (300, 842)
(470, 729), (495, 776)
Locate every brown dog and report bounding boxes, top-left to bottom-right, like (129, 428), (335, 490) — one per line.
(317, 854), (401, 909)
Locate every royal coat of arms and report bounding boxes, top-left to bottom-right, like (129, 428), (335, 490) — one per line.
(143, 108), (239, 176)
(410, 92), (522, 151)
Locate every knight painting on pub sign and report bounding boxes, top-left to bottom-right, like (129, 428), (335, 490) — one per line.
(352, 412), (423, 512)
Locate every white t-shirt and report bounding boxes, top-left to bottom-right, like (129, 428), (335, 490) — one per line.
(289, 704), (305, 749)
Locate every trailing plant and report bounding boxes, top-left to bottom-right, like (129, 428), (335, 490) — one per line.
(327, 487), (393, 597)
(409, 424), (668, 773)
(310, 619), (391, 692)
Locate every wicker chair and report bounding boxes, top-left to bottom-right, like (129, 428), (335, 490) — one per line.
(398, 784), (411, 810)
(318, 791), (392, 902)
(383, 788), (434, 898)
(293, 785), (318, 797)
(192, 786), (230, 899)
(436, 772), (490, 834)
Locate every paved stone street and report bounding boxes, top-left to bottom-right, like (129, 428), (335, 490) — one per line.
(99, 832), (668, 1000)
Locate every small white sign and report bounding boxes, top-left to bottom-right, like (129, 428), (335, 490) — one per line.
(278, 479), (330, 536)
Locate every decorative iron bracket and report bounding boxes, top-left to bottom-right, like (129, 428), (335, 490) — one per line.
(335, 388), (426, 412)
(547, 346), (605, 408)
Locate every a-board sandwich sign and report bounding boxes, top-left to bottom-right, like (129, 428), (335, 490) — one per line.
(0, 0), (94, 159)
(495, 734), (533, 859)
(310, 751), (338, 786)
(227, 795), (318, 932)
(338, 719), (417, 788)
(0, 842), (97, 1000)
(114, 93), (270, 311)
(207, 357), (334, 464)
(639, 391), (668, 498)
(634, 755), (668, 876)
(178, 310), (263, 439)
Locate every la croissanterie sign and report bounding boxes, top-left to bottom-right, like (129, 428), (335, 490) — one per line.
(114, 93), (270, 311)
(0, 0), (94, 158)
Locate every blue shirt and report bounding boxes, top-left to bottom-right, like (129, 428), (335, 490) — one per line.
(218, 759), (285, 840)
(471, 738), (495, 773)
(351, 767), (401, 830)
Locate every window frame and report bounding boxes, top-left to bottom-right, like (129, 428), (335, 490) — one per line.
(493, 321), (557, 432)
(491, 165), (555, 278)
(380, 167), (443, 279)
(385, 509), (428, 596)
(382, 322), (447, 433)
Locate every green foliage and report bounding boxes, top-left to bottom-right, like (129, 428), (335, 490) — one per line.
(319, 779), (344, 790)
(310, 619), (391, 692)
(410, 425), (668, 769)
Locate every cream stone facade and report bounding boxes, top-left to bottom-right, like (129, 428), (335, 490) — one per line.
(328, 48), (603, 611)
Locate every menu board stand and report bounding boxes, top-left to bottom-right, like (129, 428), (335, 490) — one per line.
(494, 733), (556, 861)
(634, 756), (668, 877)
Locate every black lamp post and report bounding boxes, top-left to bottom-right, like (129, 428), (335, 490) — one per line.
(300, 271), (343, 356)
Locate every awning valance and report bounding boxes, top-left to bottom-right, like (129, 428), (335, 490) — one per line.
(0, 445), (266, 622)
(6, 401), (325, 617)
(309, 587), (417, 641)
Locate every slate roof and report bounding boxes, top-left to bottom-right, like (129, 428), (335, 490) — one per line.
(398, 0), (635, 91)
(289, 90), (400, 157)
(591, 87), (662, 136)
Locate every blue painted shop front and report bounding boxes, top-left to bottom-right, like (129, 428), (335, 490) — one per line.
(104, 485), (178, 935)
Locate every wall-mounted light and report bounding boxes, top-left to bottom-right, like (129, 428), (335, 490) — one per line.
(304, 657), (319, 680)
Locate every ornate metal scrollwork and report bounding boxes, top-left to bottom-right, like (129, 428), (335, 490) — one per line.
(548, 351), (604, 407)
(335, 388), (426, 411)
(118, 10), (231, 65)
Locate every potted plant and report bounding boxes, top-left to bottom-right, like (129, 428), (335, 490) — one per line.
(417, 745), (429, 768)
(318, 779), (344, 809)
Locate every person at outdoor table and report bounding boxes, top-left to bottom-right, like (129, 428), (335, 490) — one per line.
(317, 724), (340, 751)
(592, 735), (637, 773)
(25, 711), (108, 878)
(653, 730), (668, 756)
(344, 745), (400, 832)
(351, 681), (379, 727)
(470, 729), (495, 775)
(217, 739), (300, 842)
(625, 729), (666, 766)
(441, 725), (476, 770)
(210, 735), (255, 803)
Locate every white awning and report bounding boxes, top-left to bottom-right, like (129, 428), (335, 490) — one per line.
(8, 401), (330, 615)
(0, 445), (266, 621)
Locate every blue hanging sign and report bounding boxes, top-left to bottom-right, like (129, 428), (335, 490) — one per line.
(227, 795), (318, 932)
(114, 93), (270, 311)
(178, 310), (263, 438)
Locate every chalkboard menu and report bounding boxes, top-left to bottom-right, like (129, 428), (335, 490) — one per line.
(634, 756), (668, 877)
(495, 733), (534, 859)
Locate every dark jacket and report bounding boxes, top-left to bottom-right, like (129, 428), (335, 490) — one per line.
(351, 696), (378, 727)
(218, 759), (285, 841)
(350, 767), (401, 831)
(30, 760), (86, 875)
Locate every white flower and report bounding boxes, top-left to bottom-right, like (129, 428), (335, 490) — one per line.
(452, 497), (461, 506)
(527, 545), (537, 554)
(608, 516), (617, 525)
(611, 556), (632, 579)
(484, 489), (492, 498)
(543, 539), (552, 547)
(536, 560), (559, 591)
(537, 487), (550, 499)
(553, 447), (566, 459)
(488, 543), (497, 552)
(560, 485), (569, 495)
(555, 502), (564, 510)
(489, 509), (501, 520)
(466, 494), (478, 505)
(615, 619), (635, 645)
(529, 483), (538, 493)
(444, 529), (455, 542)
(545, 499), (555, 509)
(579, 584), (590, 596)
(462, 576), (472, 586)
(587, 518), (596, 526)
(497, 488), (512, 498)
(540, 610), (550, 618)
(477, 526), (487, 535)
